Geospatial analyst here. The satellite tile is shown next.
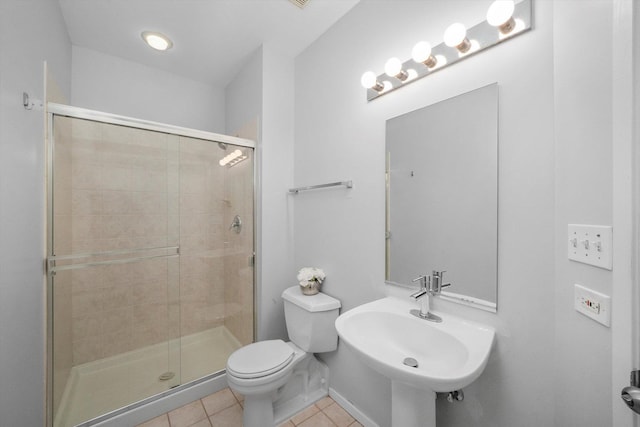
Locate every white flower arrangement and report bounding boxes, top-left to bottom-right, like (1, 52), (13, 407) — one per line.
(297, 267), (326, 287)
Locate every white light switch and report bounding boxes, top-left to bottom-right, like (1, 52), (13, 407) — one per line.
(574, 284), (611, 327)
(567, 224), (612, 270)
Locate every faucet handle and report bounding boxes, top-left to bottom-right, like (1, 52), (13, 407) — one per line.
(432, 270), (446, 279)
(412, 275), (429, 289)
(431, 271), (451, 293)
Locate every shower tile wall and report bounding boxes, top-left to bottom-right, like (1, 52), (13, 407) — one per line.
(60, 118), (179, 365)
(54, 116), (253, 387)
(223, 119), (256, 347)
(223, 154), (254, 346)
(178, 138), (226, 336)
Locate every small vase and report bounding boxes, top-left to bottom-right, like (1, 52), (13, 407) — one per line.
(300, 281), (321, 295)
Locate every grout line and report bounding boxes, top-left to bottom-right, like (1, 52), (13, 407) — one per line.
(198, 399), (210, 426)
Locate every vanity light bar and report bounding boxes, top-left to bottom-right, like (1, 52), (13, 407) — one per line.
(219, 149), (248, 167)
(361, 0), (532, 101)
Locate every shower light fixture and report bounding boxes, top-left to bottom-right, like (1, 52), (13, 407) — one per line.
(141, 31), (173, 51)
(360, 0), (532, 101)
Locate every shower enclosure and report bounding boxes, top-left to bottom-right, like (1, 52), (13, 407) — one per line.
(46, 105), (255, 427)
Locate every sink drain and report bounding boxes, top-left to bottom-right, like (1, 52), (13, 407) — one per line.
(159, 372), (175, 381)
(403, 357), (418, 368)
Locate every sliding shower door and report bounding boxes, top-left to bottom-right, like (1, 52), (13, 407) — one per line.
(47, 111), (254, 427)
(176, 135), (255, 384)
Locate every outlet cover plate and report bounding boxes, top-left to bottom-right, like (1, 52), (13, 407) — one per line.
(574, 284), (611, 327)
(567, 224), (613, 270)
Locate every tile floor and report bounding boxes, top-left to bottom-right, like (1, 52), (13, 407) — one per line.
(136, 388), (364, 427)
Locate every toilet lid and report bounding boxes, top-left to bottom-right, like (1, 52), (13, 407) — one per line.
(227, 339), (295, 379)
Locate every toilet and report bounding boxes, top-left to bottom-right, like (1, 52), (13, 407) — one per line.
(226, 286), (341, 427)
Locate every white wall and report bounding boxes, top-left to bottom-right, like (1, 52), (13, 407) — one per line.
(553, 2), (613, 426)
(72, 46), (226, 133)
(0, 1), (71, 426)
(293, 0), (616, 425)
(225, 47), (262, 137)
(257, 43), (296, 341)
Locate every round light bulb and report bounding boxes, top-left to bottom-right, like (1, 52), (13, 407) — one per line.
(233, 149), (242, 157)
(384, 57), (403, 77)
(361, 71), (378, 89)
(141, 31), (173, 51)
(411, 41), (432, 63)
(219, 159), (226, 166)
(486, 0), (515, 27)
(444, 23), (467, 47)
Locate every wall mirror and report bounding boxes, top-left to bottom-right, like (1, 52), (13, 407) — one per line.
(385, 83), (498, 312)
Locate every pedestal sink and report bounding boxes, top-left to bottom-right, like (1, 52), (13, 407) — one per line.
(335, 296), (495, 427)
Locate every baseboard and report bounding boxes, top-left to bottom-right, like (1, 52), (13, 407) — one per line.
(329, 387), (379, 427)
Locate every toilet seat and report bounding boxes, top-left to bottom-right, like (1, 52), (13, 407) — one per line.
(227, 339), (295, 379)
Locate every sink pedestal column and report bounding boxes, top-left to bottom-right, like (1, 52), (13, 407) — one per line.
(391, 381), (436, 427)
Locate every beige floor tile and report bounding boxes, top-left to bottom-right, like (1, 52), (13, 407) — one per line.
(322, 403), (354, 427)
(314, 396), (334, 410)
(278, 421), (295, 427)
(201, 388), (238, 416)
(290, 404), (320, 425)
(168, 401), (208, 427)
(348, 422), (363, 427)
(209, 403), (243, 427)
(230, 388), (244, 403)
(188, 419), (213, 427)
(136, 414), (170, 427)
(297, 412), (336, 427)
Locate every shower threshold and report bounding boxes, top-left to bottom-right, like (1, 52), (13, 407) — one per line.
(54, 326), (242, 427)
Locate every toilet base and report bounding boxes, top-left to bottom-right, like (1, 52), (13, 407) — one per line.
(243, 393), (276, 427)
(227, 350), (330, 427)
(272, 355), (329, 424)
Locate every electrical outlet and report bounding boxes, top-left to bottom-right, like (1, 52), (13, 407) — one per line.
(568, 224), (613, 270)
(574, 284), (611, 327)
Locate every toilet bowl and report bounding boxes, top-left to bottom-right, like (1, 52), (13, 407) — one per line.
(226, 340), (305, 395)
(225, 286), (341, 427)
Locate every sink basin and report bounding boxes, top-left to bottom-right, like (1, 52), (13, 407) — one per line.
(335, 296), (495, 392)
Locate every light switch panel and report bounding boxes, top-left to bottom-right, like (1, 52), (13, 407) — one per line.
(567, 224), (612, 270)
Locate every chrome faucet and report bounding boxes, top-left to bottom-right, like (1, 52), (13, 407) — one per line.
(409, 271), (452, 322)
(409, 274), (442, 322)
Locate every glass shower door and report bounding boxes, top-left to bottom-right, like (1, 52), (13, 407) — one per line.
(47, 110), (255, 427)
(177, 136), (254, 383)
(49, 116), (181, 426)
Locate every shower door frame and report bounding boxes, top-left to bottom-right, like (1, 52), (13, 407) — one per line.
(45, 102), (257, 427)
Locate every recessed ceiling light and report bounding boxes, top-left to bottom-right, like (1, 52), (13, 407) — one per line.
(141, 31), (173, 51)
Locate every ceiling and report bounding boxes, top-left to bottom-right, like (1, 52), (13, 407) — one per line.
(58, 0), (359, 87)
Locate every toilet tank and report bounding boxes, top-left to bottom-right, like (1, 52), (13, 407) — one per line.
(281, 286), (341, 353)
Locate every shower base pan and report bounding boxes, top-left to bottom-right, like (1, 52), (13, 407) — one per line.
(54, 326), (242, 427)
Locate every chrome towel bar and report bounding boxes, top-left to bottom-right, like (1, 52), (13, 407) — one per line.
(288, 180), (353, 194)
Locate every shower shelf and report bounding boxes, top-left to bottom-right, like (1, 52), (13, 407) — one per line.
(288, 180), (353, 194)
